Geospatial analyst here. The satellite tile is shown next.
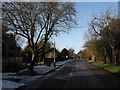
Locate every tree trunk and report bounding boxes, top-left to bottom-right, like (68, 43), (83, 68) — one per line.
(108, 49), (112, 63)
(117, 43), (120, 65)
(28, 39), (47, 73)
(29, 51), (39, 74)
(116, 49), (120, 66)
(102, 48), (107, 64)
(104, 55), (107, 64)
(94, 56), (96, 61)
(102, 55), (106, 64)
(28, 53), (35, 73)
(107, 47), (112, 63)
(109, 56), (112, 63)
(112, 46), (117, 66)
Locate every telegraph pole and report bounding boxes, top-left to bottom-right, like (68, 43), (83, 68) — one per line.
(53, 40), (56, 67)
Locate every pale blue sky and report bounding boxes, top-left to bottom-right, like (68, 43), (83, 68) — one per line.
(51, 2), (118, 53)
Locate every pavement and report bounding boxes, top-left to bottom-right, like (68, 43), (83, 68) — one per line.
(16, 59), (120, 89)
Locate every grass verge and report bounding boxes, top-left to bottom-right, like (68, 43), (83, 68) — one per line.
(87, 60), (120, 75)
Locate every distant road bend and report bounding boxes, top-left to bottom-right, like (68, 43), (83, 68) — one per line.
(17, 59), (120, 89)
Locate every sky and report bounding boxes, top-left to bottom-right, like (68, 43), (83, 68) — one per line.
(7, 1), (118, 54)
(50, 2), (118, 54)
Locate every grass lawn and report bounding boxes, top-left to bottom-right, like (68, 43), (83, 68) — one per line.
(87, 60), (94, 63)
(87, 60), (120, 75)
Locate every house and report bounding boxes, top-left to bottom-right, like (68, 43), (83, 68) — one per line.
(42, 48), (59, 66)
(2, 33), (22, 72)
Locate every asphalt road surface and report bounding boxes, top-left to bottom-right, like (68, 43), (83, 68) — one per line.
(17, 59), (120, 89)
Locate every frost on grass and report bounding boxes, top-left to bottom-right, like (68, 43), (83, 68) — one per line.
(34, 65), (55, 75)
(2, 60), (73, 89)
(2, 80), (26, 89)
(19, 76), (42, 84)
(18, 65), (55, 75)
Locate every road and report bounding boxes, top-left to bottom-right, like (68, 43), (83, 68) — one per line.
(16, 59), (120, 89)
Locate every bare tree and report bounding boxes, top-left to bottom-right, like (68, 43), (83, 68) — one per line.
(2, 2), (77, 72)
